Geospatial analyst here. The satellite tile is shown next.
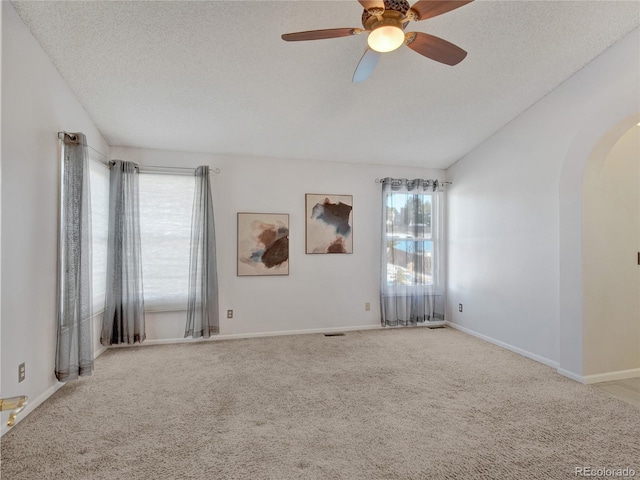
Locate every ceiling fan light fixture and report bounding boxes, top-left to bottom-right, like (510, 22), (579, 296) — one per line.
(367, 23), (405, 53)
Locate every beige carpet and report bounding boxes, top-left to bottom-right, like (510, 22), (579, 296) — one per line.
(1, 327), (638, 479)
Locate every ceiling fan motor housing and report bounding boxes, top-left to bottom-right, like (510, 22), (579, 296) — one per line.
(362, 0), (410, 32)
(362, 0), (410, 26)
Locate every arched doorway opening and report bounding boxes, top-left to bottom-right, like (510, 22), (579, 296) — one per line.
(559, 105), (639, 381)
(582, 125), (639, 381)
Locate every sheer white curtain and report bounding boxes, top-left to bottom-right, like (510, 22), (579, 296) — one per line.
(185, 166), (219, 338)
(56, 132), (93, 381)
(380, 178), (445, 326)
(102, 160), (146, 345)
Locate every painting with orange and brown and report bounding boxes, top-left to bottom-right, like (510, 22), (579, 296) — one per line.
(305, 194), (353, 254)
(237, 213), (289, 276)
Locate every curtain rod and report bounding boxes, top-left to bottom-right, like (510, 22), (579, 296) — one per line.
(374, 178), (452, 185)
(109, 162), (221, 176)
(57, 131), (108, 160)
(58, 132), (221, 176)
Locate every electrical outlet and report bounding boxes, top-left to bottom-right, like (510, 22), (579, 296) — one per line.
(226, 309), (233, 319)
(18, 363), (25, 383)
(365, 302), (371, 311)
(458, 304), (463, 313)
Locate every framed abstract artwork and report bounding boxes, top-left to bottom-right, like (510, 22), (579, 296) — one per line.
(237, 213), (289, 276)
(305, 194), (353, 254)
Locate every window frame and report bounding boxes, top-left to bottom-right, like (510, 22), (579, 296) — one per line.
(383, 190), (438, 290)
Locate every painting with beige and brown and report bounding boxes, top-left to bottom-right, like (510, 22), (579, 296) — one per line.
(237, 213), (289, 276)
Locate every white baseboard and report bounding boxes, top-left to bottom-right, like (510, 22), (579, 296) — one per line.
(140, 322), (446, 346)
(582, 368), (640, 385)
(557, 368), (585, 383)
(94, 344), (108, 358)
(1, 381), (65, 437)
(140, 324), (384, 346)
(558, 367), (640, 384)
(445, 321), (559, 370)
(446, 322), (640, 385)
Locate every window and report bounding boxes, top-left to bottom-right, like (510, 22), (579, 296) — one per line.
(138, 174), (195, 311)
(384, 190), (438, 287)
(380, 179), (445, 325)
(88, 159), (109, 313)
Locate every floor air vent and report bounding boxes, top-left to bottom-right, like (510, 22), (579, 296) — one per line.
(324, 333), (345, 337)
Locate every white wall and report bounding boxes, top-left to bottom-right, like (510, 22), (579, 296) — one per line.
(111, 146), (444, 341)
(1, 2), (109, 433)
(446, 27), (640, 377)
(582, 126), (640, 377)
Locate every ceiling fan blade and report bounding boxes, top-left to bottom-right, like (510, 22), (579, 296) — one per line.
(409, 0), (473, 21)
(352, 48), (381, 83)
(405, 32), (467, 65)
(282, 28), (363, 42)
(358, 0), (385, 11)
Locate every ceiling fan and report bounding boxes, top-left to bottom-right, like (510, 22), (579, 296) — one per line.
(281, 0), (474, 82)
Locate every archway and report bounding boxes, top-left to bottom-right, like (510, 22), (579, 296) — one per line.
(582, 125), (639, 381)
(558, 85), (639, 381)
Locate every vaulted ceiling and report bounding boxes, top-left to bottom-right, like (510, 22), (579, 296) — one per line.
(12, 0), (640, 168)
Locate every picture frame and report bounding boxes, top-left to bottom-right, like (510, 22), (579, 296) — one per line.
(237, 212), (290, 276)
(305, 194), (353, 254)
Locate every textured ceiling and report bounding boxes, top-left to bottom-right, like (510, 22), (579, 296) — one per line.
(11, 0), (640, 169)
